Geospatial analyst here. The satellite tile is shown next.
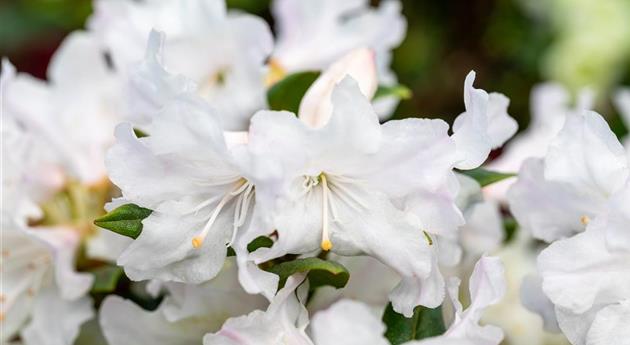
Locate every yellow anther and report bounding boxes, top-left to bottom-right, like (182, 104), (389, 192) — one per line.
(321, 240), (333, 251)
(265, 59), (287, 87)
(580, 215), (590, 225)
(192, 237), (203, 249)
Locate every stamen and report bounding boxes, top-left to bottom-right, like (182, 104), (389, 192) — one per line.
(320, 174), (333, 251)
(580, 215), (590, 225)
(192, 184), (241, 249)
(423, 231), (433, 246)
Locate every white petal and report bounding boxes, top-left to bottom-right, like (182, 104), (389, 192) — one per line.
(159, 258), (267, 325)
(371, 118), (456, 198)
(100, 296), (207, 345)
(126, 30), (197, 127)
(47, 31), (110, 88)
(118, 211), (230, 283)
(451, 71), (491, 170)
(520, 274), (561, 332)
(21, 285), (93, 345)
(310, 299), (389, 345)
(26, 227), (93, 300)
(272, 0), (405, 74)
(203, 274), (313, 345)
(299, 48), (377, 128)
(486, 92), (518, 148)
(586, 301), (630, 345)
(555, 305), (600, 345)
(459, 200), (504, 257)
(507, 158), (600, 242)
(317, 76), (383, 166)
(443, 256), (506, 344)
(544, 111), (629, 198)
(538, 224), (630, 314)
(604, 182), (630, 252)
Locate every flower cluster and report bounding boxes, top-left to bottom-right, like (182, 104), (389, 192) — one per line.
(1, 0), (629, 345)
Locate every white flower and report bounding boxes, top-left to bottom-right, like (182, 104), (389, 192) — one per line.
(99, 259), (267, 345)
(485, 83), (593, 201)
(0, 115), (94, 344)
(3, 32), (121, 185)
(247, 76), (456, 316)
(269, 0), (406, 118)
(89, 0), (273, 130)
(310, 256), (506, 345)
(508, 110), (629, 242)
(537, 182), (630, 345)
(105, 91), (280, 290)
(203, 273), (313, 345)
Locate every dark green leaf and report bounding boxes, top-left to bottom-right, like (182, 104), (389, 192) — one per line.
(458, 168), (516, 187)
(503, 217), (518, 244)
(226, 236), (273, 257)
(383, 303), (446, 344)
(247, 236), (274, 252)
(266, 257), (349, 291)
(94, 204), (152, 239)
(267, 71), (320, 113)
(90, 265), (124, 293)
(374, 84), (412, 101)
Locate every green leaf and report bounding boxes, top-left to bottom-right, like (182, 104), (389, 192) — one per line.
(266, 257), (349, 291)
(247, 236), (274, 252)
(226, 236), (273, 257)
(374, 84), (412, 101)
(383, 303), (446, 344)
(93, 204), (152, 239)
(267, 71), (320, 113)
(458, 168), (516, 187)
(90, 265), (124, 293)
(503, 216), (518, 244)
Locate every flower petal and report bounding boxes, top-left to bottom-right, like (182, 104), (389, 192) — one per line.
(310, 299), (389, 345)
(507, 158), (599, 242)
(100, 296), (207, 345)
(298, 48), (377, 128)
(544, 111), (629, 198)
(21, 285), (93, 345)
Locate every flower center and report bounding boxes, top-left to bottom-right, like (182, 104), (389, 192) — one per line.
(302, 173), (368, 252)
(580, 215), (590, 225)
(192, 178), (255, 249)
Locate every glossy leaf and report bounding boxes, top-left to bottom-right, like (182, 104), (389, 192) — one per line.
(90, 265), (124, 293)
(383, 303), (446, 344)
(267, 71), (320, 113)
(93, 203), (152, 239)
(266, 257), (349, 291)
(459, 167), (516, 187)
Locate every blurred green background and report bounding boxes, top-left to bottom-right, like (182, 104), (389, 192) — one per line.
(2, 0), (630, 133)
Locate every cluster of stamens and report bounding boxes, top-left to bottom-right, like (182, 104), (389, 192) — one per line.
(191, 179), (255, 249)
